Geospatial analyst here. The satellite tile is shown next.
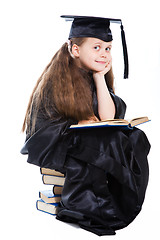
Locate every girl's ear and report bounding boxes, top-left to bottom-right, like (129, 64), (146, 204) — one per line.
(71, 44), (80, 57)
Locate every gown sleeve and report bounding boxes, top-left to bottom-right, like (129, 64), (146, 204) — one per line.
(109, 89), (127, 119)
(92, 84), (126, 119)
(20, 118), (74, 173)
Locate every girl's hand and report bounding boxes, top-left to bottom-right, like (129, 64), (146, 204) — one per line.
(93, 57), (112, 81)
(78, 116), (99, 125)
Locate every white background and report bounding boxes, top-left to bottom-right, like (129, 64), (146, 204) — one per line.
(0, 0), (160, 239)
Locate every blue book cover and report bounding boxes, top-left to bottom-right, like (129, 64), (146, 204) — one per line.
(39, 190), (61, 203)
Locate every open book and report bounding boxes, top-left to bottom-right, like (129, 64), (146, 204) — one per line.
(70, 116), (150, 129)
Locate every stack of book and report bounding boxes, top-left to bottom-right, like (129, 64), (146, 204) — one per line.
(36, 168), (65, 215)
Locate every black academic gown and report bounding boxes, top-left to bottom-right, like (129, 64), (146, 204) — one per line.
(21, 84), (150, 236)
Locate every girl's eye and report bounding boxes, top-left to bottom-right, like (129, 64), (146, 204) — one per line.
(94, 46), (100, 50)
(106, 47), (111, 51)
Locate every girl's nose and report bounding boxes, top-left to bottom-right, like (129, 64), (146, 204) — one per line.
(100, 49), (107, 58)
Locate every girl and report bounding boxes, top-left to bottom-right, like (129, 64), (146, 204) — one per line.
(21, 16), (150, 236)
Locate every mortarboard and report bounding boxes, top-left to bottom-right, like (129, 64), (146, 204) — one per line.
(61, 15), (129, 79)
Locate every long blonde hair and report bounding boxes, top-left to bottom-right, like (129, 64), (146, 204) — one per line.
(22, 38), (114, 134)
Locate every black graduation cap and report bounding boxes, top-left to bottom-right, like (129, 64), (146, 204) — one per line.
(61, 15), (129, 79)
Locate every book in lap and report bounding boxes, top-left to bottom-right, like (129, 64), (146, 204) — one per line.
(69, 116), (150, 129)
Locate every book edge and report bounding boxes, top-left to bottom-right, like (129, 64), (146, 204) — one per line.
(69, 116), (150, 129)
(39, 190), (61, 198)
(42, 175), (65, 186)
(40, 167), (64, 177)
(36, 200), (58, 216)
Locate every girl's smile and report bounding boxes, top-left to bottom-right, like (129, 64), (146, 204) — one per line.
(95, 60), (107, 64)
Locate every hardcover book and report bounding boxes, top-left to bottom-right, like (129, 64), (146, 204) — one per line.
(36, 199), (59, 216)
(39, 190), (61, 204)
(69, 116), (150, 129)
(53, 185), (63, 195)
(40, 168), (64, 177)
(42, 175), (65, 186)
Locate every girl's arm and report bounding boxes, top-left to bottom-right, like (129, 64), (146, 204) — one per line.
(93, 60), (115, 120)
(93, 74), (115, 120)
(78, 77), (115, 125)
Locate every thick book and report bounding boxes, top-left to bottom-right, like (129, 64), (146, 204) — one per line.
(40, 168), (64, 177)
(36, 199), (59, 216)
(39, 190), (61, 204)
(53, 185), (63, 195)
(42, 174), (65, 186)
(69, 116), (150, 129)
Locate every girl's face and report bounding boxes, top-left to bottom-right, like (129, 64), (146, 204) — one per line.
(72, 38), (112, 72)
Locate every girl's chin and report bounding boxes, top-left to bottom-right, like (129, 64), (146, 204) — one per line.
(92, 67), (106, 72)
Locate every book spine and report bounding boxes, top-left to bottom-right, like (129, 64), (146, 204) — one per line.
(53, 185), (63, 195)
